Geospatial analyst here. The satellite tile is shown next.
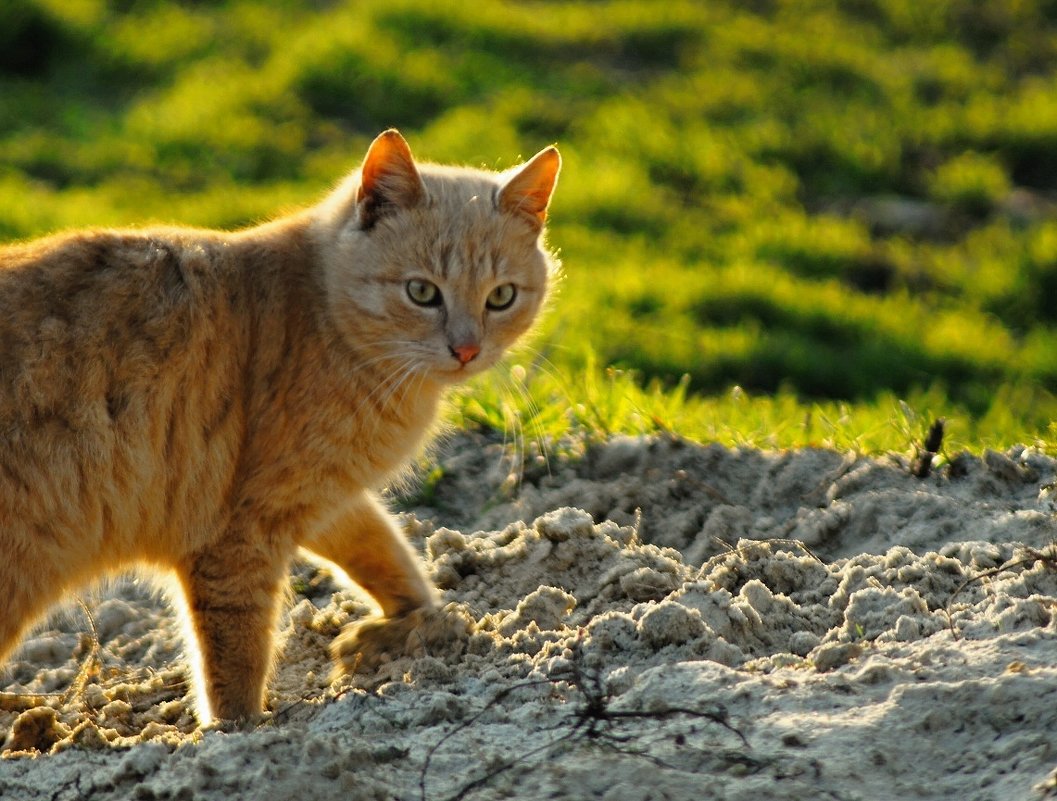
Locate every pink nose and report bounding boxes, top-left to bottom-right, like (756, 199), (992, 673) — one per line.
(450, 343), (480, 365)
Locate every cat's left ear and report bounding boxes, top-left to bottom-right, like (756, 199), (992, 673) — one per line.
(497, 146), (561, 227)
(356, 129), (426, 229)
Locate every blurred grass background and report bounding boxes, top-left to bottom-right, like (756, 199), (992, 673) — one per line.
(3, 0), (1057, 452)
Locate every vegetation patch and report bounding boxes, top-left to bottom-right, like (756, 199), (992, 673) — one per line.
(2, 0), (1057, 449)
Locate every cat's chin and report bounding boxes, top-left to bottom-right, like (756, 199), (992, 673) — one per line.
(431, 361), (492, 384)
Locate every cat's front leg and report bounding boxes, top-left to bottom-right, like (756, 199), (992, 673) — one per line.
(306, 491), (436, 615)
(176, 540), (288, 724)
(302, 492), (468, 675)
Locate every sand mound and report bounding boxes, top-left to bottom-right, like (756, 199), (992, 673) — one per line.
(3, 435), (1057, 800)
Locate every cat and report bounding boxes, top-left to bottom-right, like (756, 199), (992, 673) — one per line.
(0, 129), (560, 725)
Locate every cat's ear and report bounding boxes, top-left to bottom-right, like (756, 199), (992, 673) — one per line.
(497, 146), (561, 227)
(356, 129), (425, 228)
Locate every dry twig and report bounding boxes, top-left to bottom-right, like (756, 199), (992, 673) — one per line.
(943, 542), (1057, 639)
(420, 636), (750, 801)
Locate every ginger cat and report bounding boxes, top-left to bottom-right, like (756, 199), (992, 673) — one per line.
(0, 130), (560, 724)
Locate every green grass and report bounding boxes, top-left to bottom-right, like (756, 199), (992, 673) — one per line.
(3, 0), (1057, 453)
(453, 355), (1057, 457)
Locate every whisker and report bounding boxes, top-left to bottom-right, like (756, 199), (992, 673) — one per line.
(341, 339), (438, 378)
(374, 361), (420, 414)
(341, 350), (418, 377)
(500, 368), (551, 476)
(517, 345), (574, 393)
(352, 357), (419, 427)
(496, 374), (528, 493)
(371, 360), (427, 432)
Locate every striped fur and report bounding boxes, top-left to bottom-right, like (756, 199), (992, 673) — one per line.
(0, 130), (560, 723)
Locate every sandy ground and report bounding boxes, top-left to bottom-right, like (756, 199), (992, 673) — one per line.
(3, 432), (1057, 800)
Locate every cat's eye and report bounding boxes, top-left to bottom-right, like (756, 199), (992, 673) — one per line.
(486, 283), (517, 311)
(406, 279), (441, 307)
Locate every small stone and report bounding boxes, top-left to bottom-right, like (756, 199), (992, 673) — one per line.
(637, 601), (706, 647)
(620, 567), (679, 602)
(811, 642), (862, 672)
(535, 508), (595, 542)
(789, 630), (821, 657)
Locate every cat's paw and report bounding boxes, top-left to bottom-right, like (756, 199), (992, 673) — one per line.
(330, 602), (473, 677)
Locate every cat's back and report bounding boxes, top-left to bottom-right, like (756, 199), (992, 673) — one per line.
(0, 227), (252, 475)
(0, 227), (246, 392)
(0, 227), (261, 563)
(0, 227), (231, 340)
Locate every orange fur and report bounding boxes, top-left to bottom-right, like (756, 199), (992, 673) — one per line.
(0, 130), (560, 723)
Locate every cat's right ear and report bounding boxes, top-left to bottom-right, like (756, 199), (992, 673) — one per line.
(355, 129), (425, 229)
(497, 145), (561, 228)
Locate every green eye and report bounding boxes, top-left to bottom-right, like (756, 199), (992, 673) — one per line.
(486, 283), (517, 311)
(407, 279), (441, 307)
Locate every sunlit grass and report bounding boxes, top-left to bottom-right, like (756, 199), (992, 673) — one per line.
(3, 0), (1057, 452)
(451, 351), (1057, 456)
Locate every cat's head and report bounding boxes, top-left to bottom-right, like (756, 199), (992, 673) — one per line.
(318, 129), (560, 385)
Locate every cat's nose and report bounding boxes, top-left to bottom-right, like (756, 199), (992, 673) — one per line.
(450, 343), (481, 365)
